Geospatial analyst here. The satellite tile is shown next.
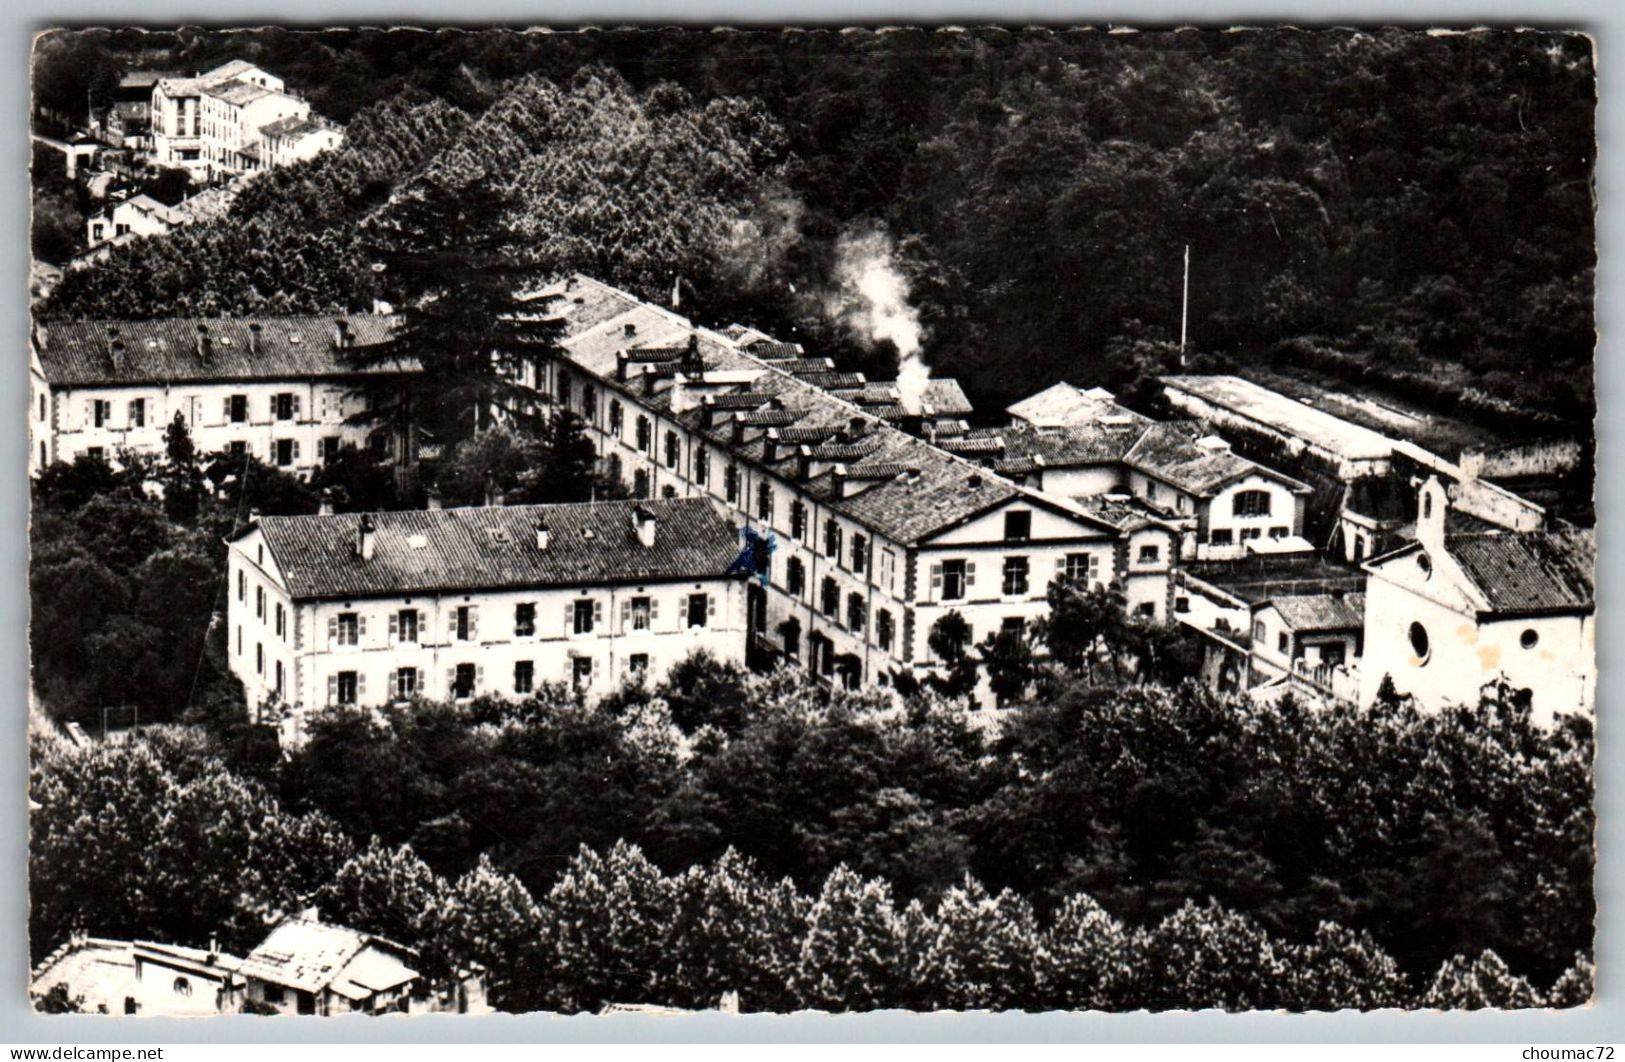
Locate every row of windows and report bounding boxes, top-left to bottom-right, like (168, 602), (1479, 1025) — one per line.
(327, 652), (653, 704)
(1207, 527), (1291, 547)
(78, 390), (351, 431)
(320, 594), (716, 649)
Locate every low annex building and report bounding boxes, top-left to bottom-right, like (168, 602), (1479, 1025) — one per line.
(28, 314), (409, 476)
(226, 497), (747, 733)
(1359, 477), (1595, 726)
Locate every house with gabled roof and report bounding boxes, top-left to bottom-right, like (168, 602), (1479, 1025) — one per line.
(226, 496), (747, 735)
(1359, 476), (1594, 725)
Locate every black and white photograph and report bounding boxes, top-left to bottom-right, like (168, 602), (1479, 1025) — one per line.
(24, 23), (1597, 1019)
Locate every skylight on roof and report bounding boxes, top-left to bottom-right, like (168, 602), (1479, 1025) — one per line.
(408, 534), (427, 549)
(288, 332), (302, 343)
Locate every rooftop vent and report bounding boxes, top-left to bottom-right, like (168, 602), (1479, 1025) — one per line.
(534, 520), (550, 550)
(633, 504), (657, 548)
(967, 473), (984, 490)
(623, 322), (637, 338)
(195, 323), (213, 362)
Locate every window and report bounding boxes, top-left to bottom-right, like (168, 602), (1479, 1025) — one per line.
(1063, 553), (1099, 586)
(1241, 527), (1263, 542)
(693, 447), (708, 486)
(1252, 620), (1266, 643)
(237, 570), (246, 602)
(1233, 490), (1272, 517)
(880, 548), (896, 590)
(336, 670), (358, 705)
(395, 667), (418, 700)
(937, 559), (970, 601)
(635, 416), (651, 453)
(821, 577), (839, 617)
(453, 605), (477, 642)
(790, 501), (807, 541)
(628, 654), (649, 676)
(573, 599), (596, 635)
(1175, 596), (1190, 613)
(263, 986), (284, 1006)
(513, 602), (535, 637)
(86, 446), (104, 461)
(1136, 603), (1156, 618)
(634, 469), (650, 499)
(1408, 621), (1431, 663)
(824, 519), (843, 560)
(128, 398), (145, 428)
(255, 642), (264, 674)
(227, 394), (248, 423)
(514, 660), (534, 695)
(453, 663), (476, 699)
(877, 609), (895, 651)
(558, 377), (572, 409)
(1137, 544), (1161, 564)
(1003, 556), (1030, 596)
(582, 384), (596, 420)
(334, 611), (359, 645)
(1004, 511), (1032, 541)
(787, 557), (806, 596)
(757, 481), (774, 522)
(1269, 526), (1288, 539)
(395, 609), (419, 643)
(725, 464), (740, 504)
(572, 656), (593, 690)
(1521, 628), (1540, 650)
(629, 596), (652, 631)
(610, 401), (624, 435)
(1277, 632), (1289, 654)
(274, 439), (297, 467)
(256, 586), (266, 619)
(851, 534), (867, 574)
(321, 436), (341, 463)
(92, 399), (110, 428)
(665, 431), (680, 469)
(686, 593), (710, 628)
(173, 977), (192, 998)
(661, 485), (677, 499)
(274, 602), (285, 638)
(847, 593), (867, 633)
(273, 392), (297, 420)
(1209, 529), (1234, 547)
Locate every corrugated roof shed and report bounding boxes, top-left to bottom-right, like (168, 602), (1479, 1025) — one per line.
(249, 497), (743, 600)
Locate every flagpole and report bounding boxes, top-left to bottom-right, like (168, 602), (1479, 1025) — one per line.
(1180, 243), (1190, 366)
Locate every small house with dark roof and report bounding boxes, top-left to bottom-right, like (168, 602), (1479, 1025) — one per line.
(28, 314), (410, 477)
(1359, 476), (1594, 725)
(226, 497), (746, 731)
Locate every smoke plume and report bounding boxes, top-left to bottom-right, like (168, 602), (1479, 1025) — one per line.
(831, 227), (930, 411)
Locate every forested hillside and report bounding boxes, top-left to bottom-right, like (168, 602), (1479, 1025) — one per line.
(36, 26), (1595, 428)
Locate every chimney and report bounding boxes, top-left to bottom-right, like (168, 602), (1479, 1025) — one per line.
(796, 445), (813, 481)
(355, 513), (376, 560)
(633, 504), (657, 548)
(623, 322), (637, 339)
(730, 412), (747, 445)
(565, 276), (578, 292)
(967, 473), (984, 490)
(248, 322), (262, 355)
(764, 428), (783, 462)
(616, 351), (630, 383)
(701, 394), (718, 428)
(248, 507), (262, 525)
(683, 332), (703, 376)
(485, 487), (506, 507)
(196, 323), (213, 362)
(318, 489), (334, 516)
(109, 340), (127, 374)
(848, 416), (867, 440)
(333, 318), (352, 350)
(832, 464), (849, 499)
(534, 519), (550, 550)
(642, 364), (660, 398)
(426, 488), (443, 511)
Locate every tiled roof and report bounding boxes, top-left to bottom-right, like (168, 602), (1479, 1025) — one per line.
(205, 81), (277, 106)
(1447, 529), (1594, 614)
(796, 371), (867, 389)
(764, 358), (835, 373)
(1007, 382), (1148, 428)
(921, 378), (976, 416)
(533, 274), (1122, 545)
(35, 315), (407, 387)
(1001, 419), (1141, 467)
(259, 114), (332, 139)
(1264, 592), (1366, 631)
(249, 497), (743, 601)
(1124, 422), (1297, 497)
(1072, 493), (1179, 533)
(744, 339), (804, 359)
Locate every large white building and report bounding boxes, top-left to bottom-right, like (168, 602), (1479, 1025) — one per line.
(29, 314), (409, 476)
(524, 276), (1132, 699)
(151, 60), (335, 179)
(225, 497), (748, 733)
(1359, 477), (1595, 726)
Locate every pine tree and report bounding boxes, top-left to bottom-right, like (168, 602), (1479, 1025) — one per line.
(160, 412), (205, 524)
(443, 854), (549, 1012)
(540, 841), (678, 1012)
(1419, 950), (1545, 1010)
(1038, 893), (1141, 1011)
(530, 409), (601, 504)
(1279, 922), (1408, 1011)
(347, 174), (563, 452)
(316, 839), (456, 979)
(1141, 899), (1286, 1011)
(658, 848), (808, 1012)
(908, 876), (1042, 1010)
(796, 865), (907, 1011)
(1546, 952), (1595, 1009)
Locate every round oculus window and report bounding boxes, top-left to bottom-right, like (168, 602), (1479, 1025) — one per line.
(1520, 628), (1539, 650)
(1408, 621), (1431, 663)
